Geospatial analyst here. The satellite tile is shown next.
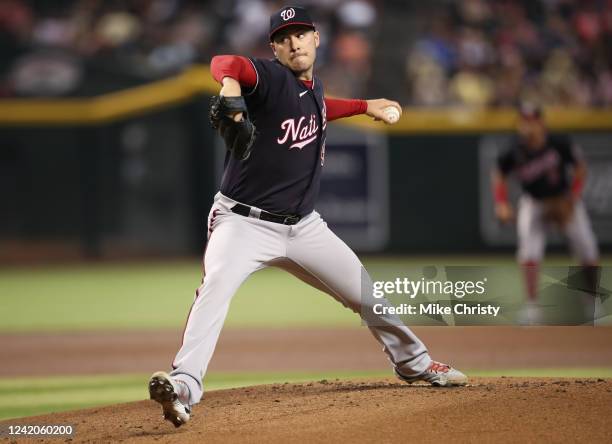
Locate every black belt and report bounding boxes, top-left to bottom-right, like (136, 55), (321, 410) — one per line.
(231, 203), (301, 225)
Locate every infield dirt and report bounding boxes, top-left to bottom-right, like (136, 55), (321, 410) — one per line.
(2, 377), (611, 443)
(2, 327), (611, 376)
(2, 327), (611, 442)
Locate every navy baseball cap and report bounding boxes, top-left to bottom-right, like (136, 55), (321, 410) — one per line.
(269, 6), (315, 41)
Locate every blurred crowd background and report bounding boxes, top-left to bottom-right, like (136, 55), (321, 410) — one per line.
(1, 0), (611, 106)
(407, 0), (612, 107)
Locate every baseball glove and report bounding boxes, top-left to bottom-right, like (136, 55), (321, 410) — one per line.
(542, 195), (575, 228)
(209, 95), (256, 160)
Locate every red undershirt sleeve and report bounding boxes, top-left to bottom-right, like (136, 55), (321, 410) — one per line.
(210, 55), (257, 88)
(324, 97), (368, 121)
(210, 59), (368, 119)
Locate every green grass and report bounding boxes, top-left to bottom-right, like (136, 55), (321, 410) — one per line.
(0, 262), (357, 331)
(1, 368), (610, 421)
(1, 255), (610, 332)
(0, 256), (491, 332)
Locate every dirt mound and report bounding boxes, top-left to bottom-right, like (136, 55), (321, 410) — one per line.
(2, 377), (610, 443)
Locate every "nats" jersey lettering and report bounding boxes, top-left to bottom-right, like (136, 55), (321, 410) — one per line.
(497, 135), (578, 199)
(516, 149), (560, 182)
(277, 114), (319, 149)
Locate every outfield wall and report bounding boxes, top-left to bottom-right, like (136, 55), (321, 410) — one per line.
(1, 65), (611, 256)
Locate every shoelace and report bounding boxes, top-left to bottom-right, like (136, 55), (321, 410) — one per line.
(429, 361), (451, 374)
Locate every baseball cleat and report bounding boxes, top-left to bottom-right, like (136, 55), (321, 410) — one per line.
(517, 301), (543, 326)
(395, 361), (468, 387)
(148, 371), (191, 428)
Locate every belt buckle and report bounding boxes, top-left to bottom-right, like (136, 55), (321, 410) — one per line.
(283, 215), (300, 225)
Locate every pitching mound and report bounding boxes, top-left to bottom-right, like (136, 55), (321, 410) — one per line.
(2, 377), (610, 443)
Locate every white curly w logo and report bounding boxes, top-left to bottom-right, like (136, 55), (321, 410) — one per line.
(280, 8), (295, 21)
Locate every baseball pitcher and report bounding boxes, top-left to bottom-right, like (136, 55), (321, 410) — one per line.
(149, 6), (467, 428)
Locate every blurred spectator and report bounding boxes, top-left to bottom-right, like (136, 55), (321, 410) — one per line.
(406, 50), (449, 106)
(449, 67), (495, 106)
(320, 30), (372, 98)
(10, 50), (82, 96)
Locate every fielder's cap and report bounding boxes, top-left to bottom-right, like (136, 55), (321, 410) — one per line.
(518, 102), (543, 120)
(269, 6), (315, 41)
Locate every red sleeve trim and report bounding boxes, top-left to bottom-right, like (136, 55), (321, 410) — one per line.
(324, 97), (368, 121)
(493, 181), (508, 204)
(210, 55), (257, 88)
(571, 176), (584, 198)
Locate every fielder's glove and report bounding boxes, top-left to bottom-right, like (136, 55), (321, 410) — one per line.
(209, 95), (256, 161)
(542, 195), (575, 228)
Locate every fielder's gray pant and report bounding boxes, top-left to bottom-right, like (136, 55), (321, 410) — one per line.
(517, 195), (599, 263)
(171, 193), (431, 406)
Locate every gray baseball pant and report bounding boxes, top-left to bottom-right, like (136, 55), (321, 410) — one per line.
(170, 192), (431, 406)
(517, 195), (599, 263)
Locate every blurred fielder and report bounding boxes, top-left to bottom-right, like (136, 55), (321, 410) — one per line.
(492, 104), (600, 324)
(148, 6), (467, 428)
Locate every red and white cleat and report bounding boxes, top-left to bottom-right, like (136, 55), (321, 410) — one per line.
(395, 361), (468, 387)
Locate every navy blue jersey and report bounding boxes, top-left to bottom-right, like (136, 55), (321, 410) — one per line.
(497, 135), (579, 199)
(219, 58), (327, 217)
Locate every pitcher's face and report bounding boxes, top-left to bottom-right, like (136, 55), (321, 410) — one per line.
(271, 26), (319, 75)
